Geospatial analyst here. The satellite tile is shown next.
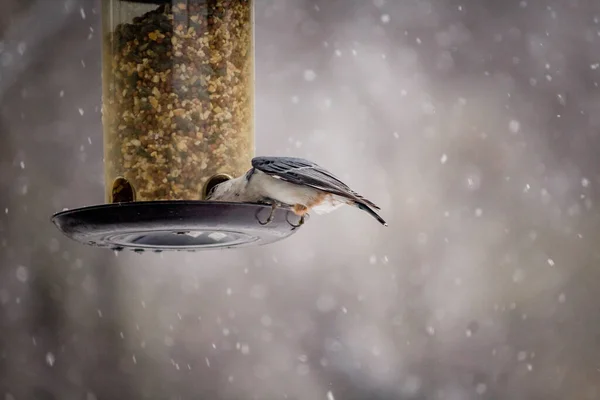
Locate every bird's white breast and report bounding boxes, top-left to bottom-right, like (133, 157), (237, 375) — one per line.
(248, 170), (314, 204)
(248, 170), (346, 214)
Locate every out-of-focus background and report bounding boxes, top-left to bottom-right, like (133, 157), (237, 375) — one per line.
(2, 0), (600, 399)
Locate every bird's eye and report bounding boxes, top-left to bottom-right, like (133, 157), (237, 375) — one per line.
(206, 185), (217, 197)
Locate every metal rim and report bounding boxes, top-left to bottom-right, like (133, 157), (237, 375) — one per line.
(51, 201), (306, 252)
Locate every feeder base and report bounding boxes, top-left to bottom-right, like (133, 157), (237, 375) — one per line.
(51, 201), (306, 252)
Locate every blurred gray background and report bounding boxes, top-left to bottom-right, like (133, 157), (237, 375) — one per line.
(2, 0), (600, 399)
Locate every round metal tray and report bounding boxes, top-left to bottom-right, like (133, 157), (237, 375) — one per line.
(51, 201), (306, 252)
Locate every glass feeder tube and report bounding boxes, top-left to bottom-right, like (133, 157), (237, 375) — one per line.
(101, 0), (255, 203)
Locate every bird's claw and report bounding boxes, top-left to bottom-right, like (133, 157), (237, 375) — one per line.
(287, 214), (306, 228)
(257, 201), (278, 225)
(256, 200), (305, 227)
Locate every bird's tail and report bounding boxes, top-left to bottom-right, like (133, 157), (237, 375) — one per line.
(356, 202), (388, 226)
(351, 192), (381, 210)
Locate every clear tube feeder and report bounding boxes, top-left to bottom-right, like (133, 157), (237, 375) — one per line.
(52, 0), (305, 252)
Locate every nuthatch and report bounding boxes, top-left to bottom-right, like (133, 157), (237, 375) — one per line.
(205, 156), (387, 227)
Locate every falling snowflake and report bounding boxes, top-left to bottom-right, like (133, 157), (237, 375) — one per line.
(303, 70), (317, 81)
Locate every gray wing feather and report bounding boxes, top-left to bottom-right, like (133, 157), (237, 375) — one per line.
(252, 157), (381, 210)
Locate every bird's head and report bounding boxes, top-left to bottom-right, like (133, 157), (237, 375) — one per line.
(205, 180), (227, 200)
(204, 177), (241, 201)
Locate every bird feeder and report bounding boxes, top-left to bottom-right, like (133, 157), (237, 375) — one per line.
(51, 0), (304, 252)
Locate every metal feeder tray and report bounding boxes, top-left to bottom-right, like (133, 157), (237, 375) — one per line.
(51, 201), (306, 252)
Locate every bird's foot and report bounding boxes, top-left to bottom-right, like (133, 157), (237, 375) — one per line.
(285, 204), (309, 228)
(288, 214), (306, 228)
(257, 199), (284, 225)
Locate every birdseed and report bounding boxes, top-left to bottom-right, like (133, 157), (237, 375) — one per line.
(101, 0), (254, 202)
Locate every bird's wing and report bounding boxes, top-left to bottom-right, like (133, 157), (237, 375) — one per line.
(252, 156), (380, 210)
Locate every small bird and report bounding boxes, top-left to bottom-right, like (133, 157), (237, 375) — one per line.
(205, 156), (387, 226)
